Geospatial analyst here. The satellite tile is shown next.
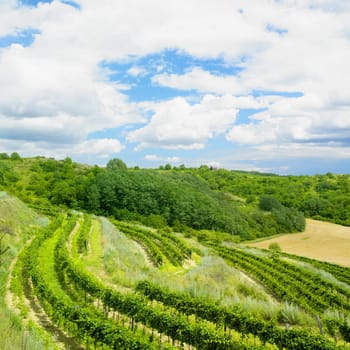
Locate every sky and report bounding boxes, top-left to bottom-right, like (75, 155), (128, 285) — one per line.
(0, 0), (350, 175)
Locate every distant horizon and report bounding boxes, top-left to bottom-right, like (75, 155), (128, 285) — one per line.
(1, 0), (349, 175)
(3, 153), (350, 176)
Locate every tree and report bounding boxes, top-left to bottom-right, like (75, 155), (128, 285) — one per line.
(106, 158), (127, 171)
(259, 195), (282, 211)
(10, 152), (21, 160)
(51, 181), (76, 206)
(0, 153), (9, 160)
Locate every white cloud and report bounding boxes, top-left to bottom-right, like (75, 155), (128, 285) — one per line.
(153, 67), (244, 95)
(144, 154), (181, 163)
(127, 66), (147, 77)
(0, 136), (123, 160)
(72, 138), (124, 158)
(128, 95), (238, 149)
(0, 0), (349, 170)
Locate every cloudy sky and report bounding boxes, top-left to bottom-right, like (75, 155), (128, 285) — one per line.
(1, 0), (350, 174)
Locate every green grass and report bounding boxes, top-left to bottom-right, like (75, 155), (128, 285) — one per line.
(100, 217), (154, 287)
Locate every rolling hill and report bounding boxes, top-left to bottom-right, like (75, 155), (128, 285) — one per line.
(1, 156), (350, 349)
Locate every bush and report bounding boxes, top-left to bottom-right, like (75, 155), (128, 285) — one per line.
(268, 242), (281, 253)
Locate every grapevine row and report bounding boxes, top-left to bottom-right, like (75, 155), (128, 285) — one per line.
(24, 214), (166, 349)
(239, 248), (350, 310)
(212, 244), (348, 313)
(112, 221), (164, 266)
(159, 229), (192, 258)
(57, 220), (263, 349)
(211, 243), (350, 343)
(278, 250), (350, 287)
(136, 280), (341, 350)
(113, 220), (191, 266)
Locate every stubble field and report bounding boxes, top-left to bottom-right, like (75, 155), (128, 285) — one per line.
(247, 219), (350, 266)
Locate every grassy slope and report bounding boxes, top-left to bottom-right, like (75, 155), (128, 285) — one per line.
(0, 192), (54, 350)
(246, 219), (350, 266)
(2, 191), (349, 347)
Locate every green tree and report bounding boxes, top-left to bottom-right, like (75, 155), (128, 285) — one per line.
(0, 153), (9, 160)
(259, 195), (282, 211)
(106, 158), (127, 171)
(10, 152), (21, 160)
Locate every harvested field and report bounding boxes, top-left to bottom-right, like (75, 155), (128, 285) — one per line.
(247, 219), (350, 266)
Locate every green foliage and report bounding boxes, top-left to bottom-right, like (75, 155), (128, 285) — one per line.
(136, 280), (338, 350)
(106, 157), (127, 170)
(0, 153), (9, 160)
(0, 156), (311, 240)
(195, 167), (350, 226)
(10, 152), (21, 160)
(164, 163), (172, 170)
(268, 242), (281, 253)
(4, 195), (350, 349)
(259, 195), (283, 211)
(0, 234), (9, 264)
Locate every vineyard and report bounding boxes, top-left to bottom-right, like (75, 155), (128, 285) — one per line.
(1, 200), (349, 350)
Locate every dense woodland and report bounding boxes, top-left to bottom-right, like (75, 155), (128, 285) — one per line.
(1, 153), (349, 240)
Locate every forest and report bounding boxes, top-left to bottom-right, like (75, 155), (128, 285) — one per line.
(1, 154), (349, 239)
(0, 155), (312, 240)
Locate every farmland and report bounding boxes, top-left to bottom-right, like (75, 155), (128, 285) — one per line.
(247, 219), (350, 266)
(1, 157), (350, 349)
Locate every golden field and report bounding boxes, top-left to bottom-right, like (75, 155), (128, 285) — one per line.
(247, 219), (350, 266)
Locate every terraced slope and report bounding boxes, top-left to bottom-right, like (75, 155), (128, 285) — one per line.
(3, 201), (350, 349)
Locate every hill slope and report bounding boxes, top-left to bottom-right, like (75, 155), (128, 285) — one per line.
(0, 157), (305, 240)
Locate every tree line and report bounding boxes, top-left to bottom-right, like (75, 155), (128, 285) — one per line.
(0, 156), (307, 240)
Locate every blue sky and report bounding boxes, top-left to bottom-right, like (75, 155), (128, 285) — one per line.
(0, 0), (349, 175)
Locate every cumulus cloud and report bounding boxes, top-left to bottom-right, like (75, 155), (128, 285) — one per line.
(128, 95), (238, 149)
(71, 138), (124, 157)
(144, 154), (181, 163)
(153, 68), (244, 95)
(0, 0), (349, 170)
(0, 137), (123, 160)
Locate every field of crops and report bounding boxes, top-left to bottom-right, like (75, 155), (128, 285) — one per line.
(3, 203), (350, 349)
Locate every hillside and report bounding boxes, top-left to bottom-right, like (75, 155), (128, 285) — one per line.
(194, 167), (350, 226)
(247, 219), (350, 266)
(0, 193), (54, 349)
(0, 189), (350, 348)
(0, 156), (305, 240)
(1, 155), (350, 348)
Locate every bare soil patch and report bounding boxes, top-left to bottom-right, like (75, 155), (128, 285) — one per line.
(247, 219), (350, 266)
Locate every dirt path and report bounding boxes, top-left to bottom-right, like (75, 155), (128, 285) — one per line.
(5, 241), (28, 316)
(22, 277), (85, 350)
(247, 219), (350, 266)
(134, 240), (153, 267)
